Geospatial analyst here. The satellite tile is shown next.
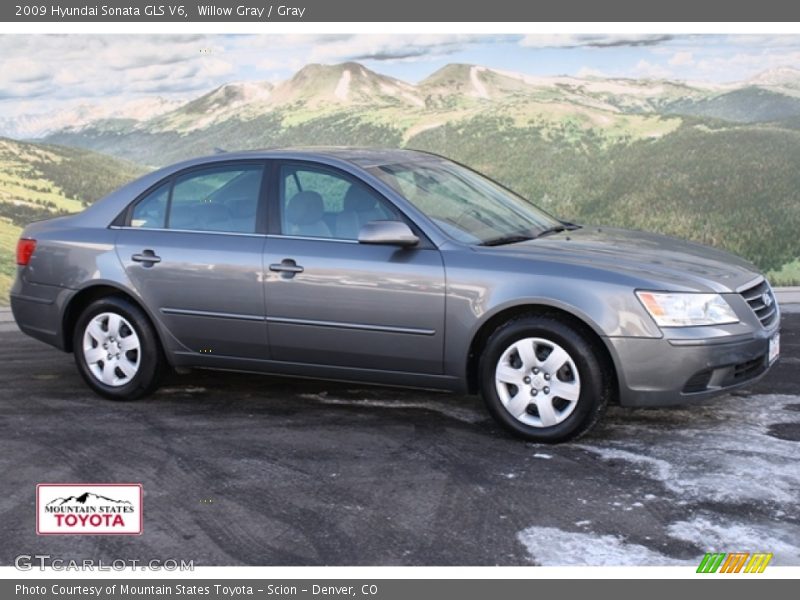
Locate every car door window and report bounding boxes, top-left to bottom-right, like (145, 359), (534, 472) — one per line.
(279, 165), (398, 240)
(130, 183), (169, 228)
(168, 165), (264, 233)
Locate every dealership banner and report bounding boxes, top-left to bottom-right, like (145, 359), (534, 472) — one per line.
(3, 579), (795, 599)
(5, 0), (800, 22)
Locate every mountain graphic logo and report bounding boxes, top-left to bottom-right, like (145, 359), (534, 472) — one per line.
(46, 492), (133, 507)
(37, 484), (143, 535)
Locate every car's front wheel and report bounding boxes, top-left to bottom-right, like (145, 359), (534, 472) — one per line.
(73, 296), (164, 400)
(479, 315), (610, 443)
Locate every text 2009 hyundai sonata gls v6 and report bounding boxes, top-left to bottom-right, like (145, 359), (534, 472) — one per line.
(11, 148), (780, 442)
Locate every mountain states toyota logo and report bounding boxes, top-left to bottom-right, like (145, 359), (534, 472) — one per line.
(36, 484), (143, 535)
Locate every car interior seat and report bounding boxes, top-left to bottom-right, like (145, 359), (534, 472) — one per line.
(285, 191), (333, 238)
(228, 197), (258, 233)
(335, 184), (386, 239)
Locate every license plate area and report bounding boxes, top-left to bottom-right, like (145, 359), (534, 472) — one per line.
(769, 333), (780, 364)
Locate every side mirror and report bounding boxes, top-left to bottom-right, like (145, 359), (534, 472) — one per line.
(358, 220), (419, 247)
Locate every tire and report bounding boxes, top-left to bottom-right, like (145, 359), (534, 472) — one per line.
(479, 314), (610, 443)
(72, 296), (164, 400)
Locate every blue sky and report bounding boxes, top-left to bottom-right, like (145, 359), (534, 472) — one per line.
(3, 33), (800, 119)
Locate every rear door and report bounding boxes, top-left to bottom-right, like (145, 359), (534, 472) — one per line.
(115, 161), (269, 359)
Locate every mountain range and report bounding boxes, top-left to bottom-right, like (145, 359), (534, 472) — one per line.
(1, 61), (799, 300)
(47, 492), (133, 506)
(24, 62), (800, 147)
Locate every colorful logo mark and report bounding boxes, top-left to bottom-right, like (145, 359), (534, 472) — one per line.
(697, 552), (773, 573)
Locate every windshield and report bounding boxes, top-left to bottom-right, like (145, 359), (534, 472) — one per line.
(368, 158), (562, 245)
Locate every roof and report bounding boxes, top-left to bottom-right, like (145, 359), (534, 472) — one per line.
(196, 146), (440, 168)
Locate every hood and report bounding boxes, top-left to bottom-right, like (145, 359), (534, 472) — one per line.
(477, 226), (761, 293)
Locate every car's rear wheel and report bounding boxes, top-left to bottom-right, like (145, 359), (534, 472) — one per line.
(73, 296), (164, 400)
(479, 315), (610, 443)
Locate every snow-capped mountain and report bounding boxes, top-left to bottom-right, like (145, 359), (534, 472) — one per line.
(0, 96), (183, 139)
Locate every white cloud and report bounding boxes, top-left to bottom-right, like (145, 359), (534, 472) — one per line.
(576, 67), (609, 78)
(725, 34), (800, 47)
(669, 51), (694, 66)
(306, 34), (505, 63)
(256, 56), (305, 73)
(520, 34), (672, 49)
(693, 50), (800, 78)
(0, 57), (51, 84)
(633, 59), (673, 79)
(0, 35), (237, 105)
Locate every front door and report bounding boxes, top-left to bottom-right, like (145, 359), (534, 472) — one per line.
(115, 162), (269, 359)
(263, 161), (445, 374)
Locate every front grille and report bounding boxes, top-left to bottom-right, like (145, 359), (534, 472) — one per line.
(740, 279), (779, 328)
(732, 356), (766, 382)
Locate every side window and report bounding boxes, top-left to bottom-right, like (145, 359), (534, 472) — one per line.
(280, 164), (398, 240)
(169, 165), (263, 233)
(130, 183), (169, 229)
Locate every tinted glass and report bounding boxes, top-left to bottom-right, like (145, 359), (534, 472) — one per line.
(279, 165), (398, 240)
(369, 159), (560, 245)
(168, 165), (263, 233)
(130, 183), (169, 229)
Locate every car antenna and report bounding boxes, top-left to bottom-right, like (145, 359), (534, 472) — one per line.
(213, 147), (227, 154)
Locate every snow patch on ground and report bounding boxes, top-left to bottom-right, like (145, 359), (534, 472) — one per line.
(334, 70), (351, 101)
(470, 66), (489, 99)
(576, 446), (673, 482)
(517, 527), (690, 566)
(668, 516), (800, 565)
(577, 394), (800, 505)
(518, 394), (799, 566)
(299, 392), (484, 424)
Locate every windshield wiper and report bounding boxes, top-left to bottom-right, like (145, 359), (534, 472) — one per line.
(533, 223), (582, 239)
(480, 223), (582, 246)
(480, 233), (537, 247)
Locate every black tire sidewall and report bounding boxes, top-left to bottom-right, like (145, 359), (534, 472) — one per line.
(479, 316), (607, 443)
(72, 297), (162, 400)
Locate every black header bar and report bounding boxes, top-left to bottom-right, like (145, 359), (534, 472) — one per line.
(4, 0), (800, 22)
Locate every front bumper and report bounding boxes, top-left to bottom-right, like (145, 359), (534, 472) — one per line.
(608, 326), (779, 407)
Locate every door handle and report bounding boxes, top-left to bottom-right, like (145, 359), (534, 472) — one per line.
(131, 250), (161, 265)
(269, 259), (304, 276)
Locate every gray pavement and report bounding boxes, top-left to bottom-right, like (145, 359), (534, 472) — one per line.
(0, 308), (797, 566)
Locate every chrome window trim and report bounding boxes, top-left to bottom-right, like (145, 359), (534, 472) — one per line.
(109, 225), (265, 238)
(265, 234), (359, 244)
(109, 226), (366, 244)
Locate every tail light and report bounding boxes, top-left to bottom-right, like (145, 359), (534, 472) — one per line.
(16, 238), (37, 266)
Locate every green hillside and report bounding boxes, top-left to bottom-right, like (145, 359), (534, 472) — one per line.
(0, 138), (145, 303)
(0, 219), (21, 307)
(664, 87), (800, 123)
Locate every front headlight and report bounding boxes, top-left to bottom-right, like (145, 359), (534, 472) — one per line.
(635, 291), (739, 327)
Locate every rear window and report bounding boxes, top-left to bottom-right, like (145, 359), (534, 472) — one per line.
(129, 164), (264, 234)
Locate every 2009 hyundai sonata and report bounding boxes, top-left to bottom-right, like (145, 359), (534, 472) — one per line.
(11, 148), (780, 442)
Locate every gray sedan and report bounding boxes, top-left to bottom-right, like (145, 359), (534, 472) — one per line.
(11, 148), (780, 442)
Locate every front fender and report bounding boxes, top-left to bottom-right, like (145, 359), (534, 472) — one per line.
(441, 248), (662, 382)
